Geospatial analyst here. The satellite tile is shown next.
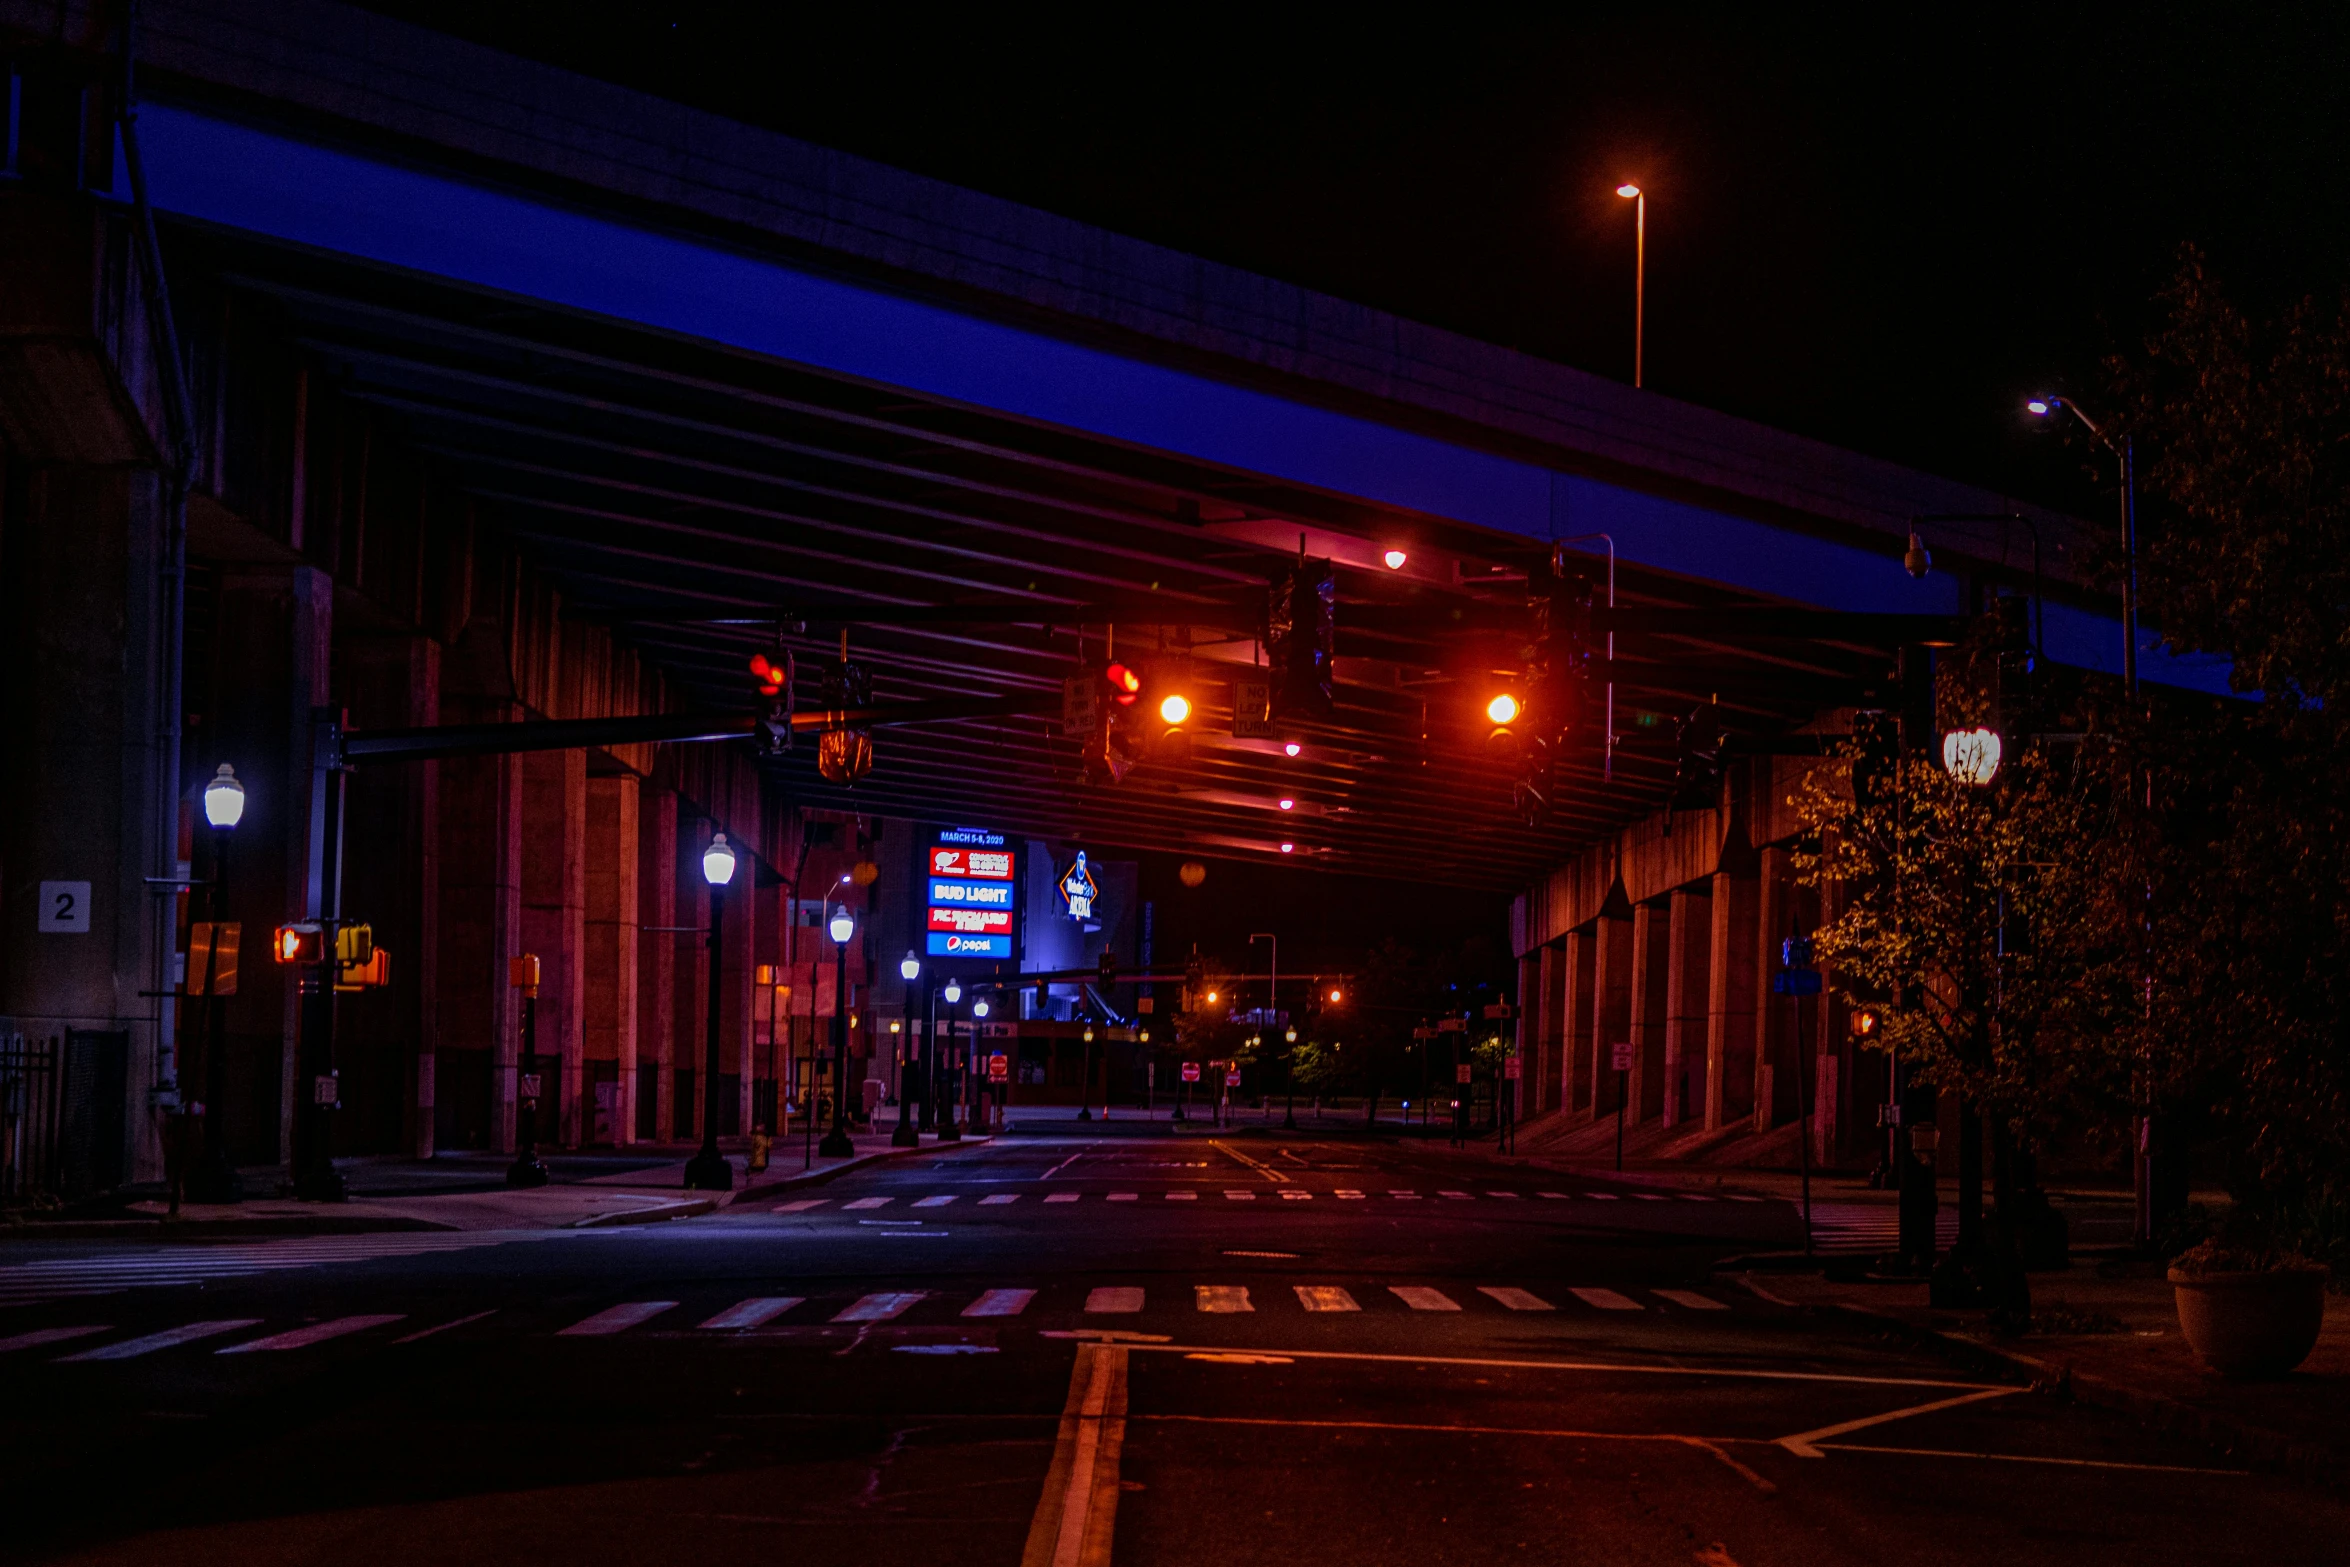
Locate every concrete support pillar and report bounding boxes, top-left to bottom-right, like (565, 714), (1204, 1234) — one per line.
(1590, 915), (1633, 1117)
(1629, 902), (1670, 1124)
(673, 814), (710, 1142)
(720, 854), (757, 1139)
(277, 568), (334, 1170)
(636, 786), (677, 1142)
(1662, 887), (1711, 1128)
(1563, 927), (1594, 1116)
(1536, 940), (1567, 1115)
(584, 773), (640, 1146)
(337, 633), (440, 1158)
(435, 747), (521, 1153)
(520, 750), (587, 1147)
(1706, 869), (1760, 1131)
(1753, 845), (1796, 1133)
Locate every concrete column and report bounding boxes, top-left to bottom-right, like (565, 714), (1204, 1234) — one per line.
(1629, 902), (1670, 1124)
(585, 773), (640, 1146)
(1536, 941), (1566, 1115)
(1706, 869), (1760, 1131)
(636, 785), (677, 1142)
(1590, 915), (1633, 1117)
(1752, 845), (1794, 1132)
(278, 567), (334, 1170)
(1562, 927), (1594, 1116)
(721, 852), (757, 1139)
(1662, 887), (1711, 1128)
(520, 749), (587, 1147)
(673, 814), (711, 1142)
(435, 747), (521, 1153)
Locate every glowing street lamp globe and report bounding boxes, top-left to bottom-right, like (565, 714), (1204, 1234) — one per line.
(972, 998), (990, 1019)
(944, 979), (962, 1004)
(828, 904), (855, 944)
(1942, 727), (2004, 786)
(202, 763), (246, 830)
(701, 832), (738, 887)
(899, 950), (920, 982)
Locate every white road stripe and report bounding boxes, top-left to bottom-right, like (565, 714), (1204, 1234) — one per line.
(1279, 1191), (1313, 1201)
(1294, 1286), (1359, 1313)
(964, 1289), (1037, 1318)
(559, 1301), (677, 1336)
(1632, 1193), (1669, 1202)
(1679, 1194), (1716, 1202)
(1108, 1193), (1137, 1202)
(1335, 1190), (1365, 1199)
(834, 1292), (924, 1323)
(1586, 1193), (1621, 1201)
(1438, 1191), (1474, 1200)
(913, 1195), (957, 1208)
(1654, 1289), (1728, 1311)
(1537, 1191), (1570, 1199)
(392, 1310), (498, 1343)
(1166, 1191), (1197, 1200)
(774, 1199), (826, 1212)
(1390, 1286), (1460, 1312)
(1486, 1192), (1522, 1200)
(1389, 1191), (1421, 1199)
(1479, 1287), (1555, 1312)
(1223, 1191), (1255, 1201)
(842, 1197), (893, 1210)
(1044, 1193), (1081, 1204)
(699, 1297), (803, 1330)
(1086, 1287), (1144, 1314)
(58, 1319), (262, 1361)
(979, 1193), (1019, 1204)
(1195, 1286), (1253, 1313)
(1567, 1288), (1643, 1311)
(0, 1325), (109, 1353)
(218, 1314), (406, 1353)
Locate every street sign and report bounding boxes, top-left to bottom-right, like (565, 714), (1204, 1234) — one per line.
(1224, 1068), (1241, 1087)
(1771, 969), (1823, 996)
(1411, 1026), (1434, 1040)
(1481, 1003), (1515, 1020)
(37, 881), (91, 934)
(1231, 677), (1276, 738)
(312, 1073), (340, 1106)
(1609, 1041), (1635, 1072)
(519, 1074), (542, 1099)
(1436, 1017), (1465, 1033)
(988, 1053), (1009, 1082)
(1181, 1061), (1201, 1083)
(1503, 1057), (1521, 1080)
(1455, 1063), (1473, 1084)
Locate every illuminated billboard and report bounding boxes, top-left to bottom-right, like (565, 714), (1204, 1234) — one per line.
(927, 827), (1016, 959)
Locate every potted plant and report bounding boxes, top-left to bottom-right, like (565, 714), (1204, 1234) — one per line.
(2168, 1239), (2330, 1379)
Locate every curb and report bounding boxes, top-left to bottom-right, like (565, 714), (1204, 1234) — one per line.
(734, 1134), (993, 1204)
(0, 1214), (454, 1242)
(571, 1198), (720, 1228)
(1729, 1271), (2350, 1489)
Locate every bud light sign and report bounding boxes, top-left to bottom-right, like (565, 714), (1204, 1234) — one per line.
(928, 827), (1016, 958)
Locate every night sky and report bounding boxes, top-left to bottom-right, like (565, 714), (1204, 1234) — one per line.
(364, 3), (2349, 965)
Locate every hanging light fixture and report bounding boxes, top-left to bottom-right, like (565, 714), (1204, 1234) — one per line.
(701, 832), (738, 887)
(1941, 727), (2003, 786)
(202, 762), (246, 830)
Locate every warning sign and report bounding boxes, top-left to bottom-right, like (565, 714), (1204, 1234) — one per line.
(1181, 1061), (1201, 1083)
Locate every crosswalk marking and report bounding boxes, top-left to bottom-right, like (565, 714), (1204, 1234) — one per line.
(1537, 1191), (1570, 1199)
(559, 1301), (676, 1336)
(1294, 1286), (1359, 1312)
(1196, 1286), (1253, 1313)
(842, 1197), (892, 1211)
(1478, 1287), (1554, 1312)
(699, 1297), (803, 1330)
(1044, 1193), (1081, 1204)
(1586, 1192), (1620, 1201)
(218, 1314), (406, 1353)
(1335, 1190), (1365, 1199)
(774, 1199), (827, 1212)
(1166, 1191), (1197, 1201)
(1567, 1288), (1643, 1312)
(1279, 1190), (1313, 1201)
(393, 1310), (497, 1343)
(0, 1325), (109, 1354)
(1679, 1194), (1716, 1202)
(1487, 1191), (1521, 1200)
(1108, 1193), (1137, 1202)
(963, 1289), (1036, 1318)
(1654, 1289), (1728, 1310)
(913, 1195), (957, 1208)
(1389, 1190), (1421, 1199)
(834, 1292), (923, 1323)
(1390, 1286), (1459, 1312)
(979, 1194), (1019, 1205)
(1632, 1193), (1669, 1202)
(1439, 1191), (1474, 1200)
(1224, 1191), (1255, 1201)
(58, 1319), (262, 1361)
(1086, 1287), (1144, 1314)
(1723, 1194), (1765, 1202)
(0, 1232), (571, 1307)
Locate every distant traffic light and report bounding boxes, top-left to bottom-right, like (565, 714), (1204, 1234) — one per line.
(1265, 558), (1336, 723)
(1672, 701), (1727, 808)
(1849, 1006), (1881, 1041)
(749, 646), (793, 756)
(816, 657), (873, 783)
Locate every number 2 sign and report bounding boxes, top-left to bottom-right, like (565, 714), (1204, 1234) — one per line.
(39, 882), (92, 934)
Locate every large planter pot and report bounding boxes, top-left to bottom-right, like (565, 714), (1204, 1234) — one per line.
(2168, 1267), (2329, 1379)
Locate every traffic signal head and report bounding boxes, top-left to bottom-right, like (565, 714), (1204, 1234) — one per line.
(1849, 1006), (1881, 1041)
(1104, 662), (1142, 707)
(272, 923), (324, 965)
(751, 648), (794, 755)
(1265, 559), (1336, 722)
(749, 652), (786, 695)
(1158, 692), (1191, 726)
(1485, 692), (1522, 728)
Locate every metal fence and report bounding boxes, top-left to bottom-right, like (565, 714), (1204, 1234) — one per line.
(1, 1034), (64, 1204)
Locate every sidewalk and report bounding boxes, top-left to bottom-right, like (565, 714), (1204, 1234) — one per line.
(1742, 1261), (2350, 1484)
(2, 1124), (984, 1240)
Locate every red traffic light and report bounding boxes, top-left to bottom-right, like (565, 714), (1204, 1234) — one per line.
(1104, 662), (1141, 706)
(748, 653), (785, 695)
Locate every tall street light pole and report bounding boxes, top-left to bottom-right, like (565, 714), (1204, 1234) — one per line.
(893, 951), (921, 1146)
(685, 832), (738, 1191)
(937, 978), (963, 1142)
(189, 764), (245, 1203)
(820, 901), (857, 1158)
(1616, 183), (1646, 389)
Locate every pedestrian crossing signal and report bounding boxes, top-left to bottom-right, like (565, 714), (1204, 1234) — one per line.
(272, 923), (324, 965)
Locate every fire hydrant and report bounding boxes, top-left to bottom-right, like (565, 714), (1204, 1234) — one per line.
(748, 1130), (771, 1173)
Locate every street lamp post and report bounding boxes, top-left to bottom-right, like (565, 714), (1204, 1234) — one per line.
(1077, 1019), (1095, 1123)
(893, 951), (921, 1146)
(684, 833), (738, 1191)
(970, 996), (991, 1131)
(1616, 183), (1646, 389)
(819, 902), (857, 1158)
(189, 764), (245, 1203)
(937, 979), (963, 1142)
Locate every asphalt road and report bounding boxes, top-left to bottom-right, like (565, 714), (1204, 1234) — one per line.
(0, 1133), (2337, 1565)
